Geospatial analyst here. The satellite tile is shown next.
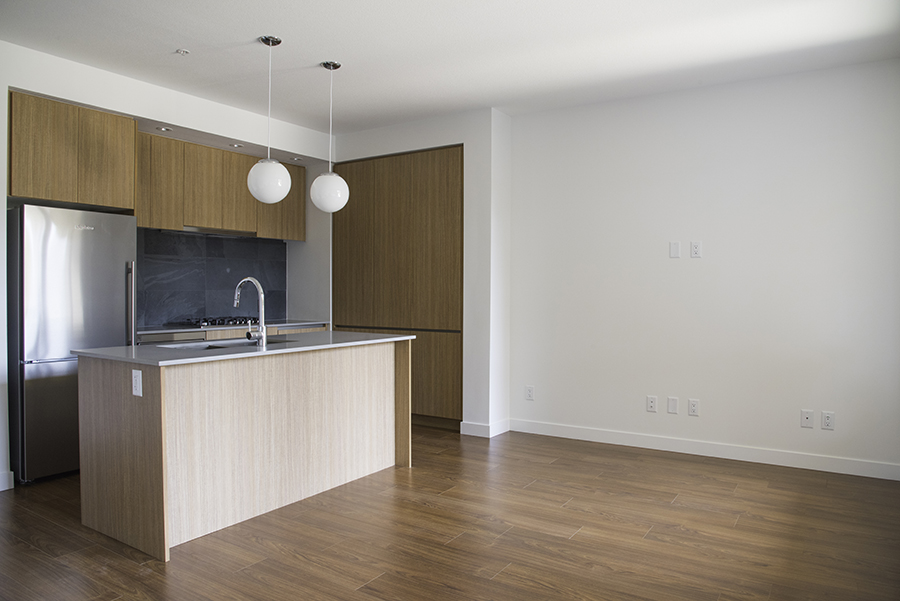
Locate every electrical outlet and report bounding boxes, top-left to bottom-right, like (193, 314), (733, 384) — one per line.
(688, 398), (699, 416)
(801, 409), (814, 428)
(691, 241), (702, 258)
(667, 396), (678, 414)
(647, 395), (658, 412)
(822, 411), (835, 430)
(525, 385), (535, 401)
(132, 369), (142, 397)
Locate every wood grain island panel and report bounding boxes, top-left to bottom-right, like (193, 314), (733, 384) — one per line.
(78, 338), (410, 561)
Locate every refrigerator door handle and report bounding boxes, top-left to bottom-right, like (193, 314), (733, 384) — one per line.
(23, 357), (79, 365)
(127, 261), (136, 347)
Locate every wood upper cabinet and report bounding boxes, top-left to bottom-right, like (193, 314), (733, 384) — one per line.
(77, 106), (136, 209)
(153, 142), (302, 238)
(9, 92), (135, 209)
(223, 153), (258, 233)
(257, 163), (306, 241)
(136, 133), (184, 230)
(9, 92), (78, 202)
(334, 145), (462, 331)
(183, 143), (225, 230)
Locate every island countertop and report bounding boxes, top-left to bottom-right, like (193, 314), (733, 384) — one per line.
(72, 330), (415, 367)
(137, 318), (329, 336)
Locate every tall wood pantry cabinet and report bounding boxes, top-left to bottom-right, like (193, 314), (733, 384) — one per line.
(333, 145), (463, 421)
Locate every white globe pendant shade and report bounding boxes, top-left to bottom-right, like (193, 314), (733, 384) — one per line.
(310, 171), (350, 213)
(247, 159), (291, 204)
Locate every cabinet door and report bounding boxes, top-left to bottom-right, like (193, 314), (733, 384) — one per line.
(268, 326), (326, 336)
(136, 133), (184, 230)
(334, 327), (461, 420)
(257, 163), (306, 241)
(335, 154), (414, 328)
(332, 159), (378, 326)
(8, 92), (79, 202)
(223, 152), (258, 233)
(205, 329), (250, 341)
(136, 133), (151, 227)
(334, 145), (462, 330)
(77, 106), (135, 209)
(408, 146), (463, 330)
(184, 143), (225, 229)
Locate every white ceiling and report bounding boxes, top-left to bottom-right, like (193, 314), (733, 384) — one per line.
(2, 0), (899, 136)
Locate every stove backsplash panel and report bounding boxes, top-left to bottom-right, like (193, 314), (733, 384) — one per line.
(137, 229), (287, 328)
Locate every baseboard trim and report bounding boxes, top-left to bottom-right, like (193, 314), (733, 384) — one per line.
(1, 471), (14, 491)
(510, 419), (900, 481)
(461, 418), (510, 438)
(460, 421), (490, 437)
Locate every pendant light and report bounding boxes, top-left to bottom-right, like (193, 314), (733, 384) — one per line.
(247, 35), (291, 205)
(310, 61), (350, 213)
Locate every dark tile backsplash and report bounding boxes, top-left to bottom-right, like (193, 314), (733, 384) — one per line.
(137, 229), (287, 328)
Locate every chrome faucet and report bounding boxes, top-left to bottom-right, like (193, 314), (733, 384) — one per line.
(233, 276), (266, 347)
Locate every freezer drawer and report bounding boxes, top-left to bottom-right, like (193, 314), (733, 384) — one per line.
(20, 360), (80, 481)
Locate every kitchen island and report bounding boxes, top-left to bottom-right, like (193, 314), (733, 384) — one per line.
(72, 331), (413, 561)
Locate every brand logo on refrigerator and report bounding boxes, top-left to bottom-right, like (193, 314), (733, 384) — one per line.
(75, 225), (95, 231)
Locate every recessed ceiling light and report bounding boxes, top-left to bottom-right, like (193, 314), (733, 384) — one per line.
(230, 143), (244, 148)
(156, 126), (173, 132)
(291, 157), (304, 162)
(176, 49), (190, 56)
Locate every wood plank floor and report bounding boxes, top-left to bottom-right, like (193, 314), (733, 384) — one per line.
(1, 425), (898, 600)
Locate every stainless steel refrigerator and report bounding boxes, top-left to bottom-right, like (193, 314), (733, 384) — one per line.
(8, 204), (136, 483)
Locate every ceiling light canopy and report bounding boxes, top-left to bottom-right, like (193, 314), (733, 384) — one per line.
(247, 35), (291, 205)
(310, 61), (349, 213)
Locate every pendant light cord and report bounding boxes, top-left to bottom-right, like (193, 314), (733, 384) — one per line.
(328, 67), (334, 172)
(266, 42), (272, 160)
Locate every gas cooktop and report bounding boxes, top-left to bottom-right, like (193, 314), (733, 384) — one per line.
(166, 316), (260, 328)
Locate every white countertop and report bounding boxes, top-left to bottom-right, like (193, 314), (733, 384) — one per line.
(73, 331), (415, 367)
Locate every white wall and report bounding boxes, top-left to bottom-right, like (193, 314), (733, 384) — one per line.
(509, 58), (900, 479)
(337, 108), (513, 436)
(0, 41), (330, 490)
(287, 162), (332, 323)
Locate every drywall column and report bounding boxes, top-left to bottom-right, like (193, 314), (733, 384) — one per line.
(287, 161), (332, 322)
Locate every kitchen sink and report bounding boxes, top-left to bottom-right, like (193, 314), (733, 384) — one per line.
(157, 339), (260, 351)
(206, 339), (261, 349)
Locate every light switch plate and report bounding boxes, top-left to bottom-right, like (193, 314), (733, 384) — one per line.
(669, 241), (681, 258)
(667, 396), (678, 414)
